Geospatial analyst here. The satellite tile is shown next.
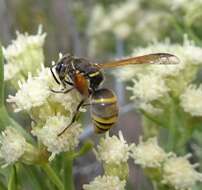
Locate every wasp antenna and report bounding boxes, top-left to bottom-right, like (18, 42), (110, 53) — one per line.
(59, 52), (63, 59)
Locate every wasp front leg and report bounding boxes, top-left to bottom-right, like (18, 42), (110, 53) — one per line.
(50, 87), (74, 94)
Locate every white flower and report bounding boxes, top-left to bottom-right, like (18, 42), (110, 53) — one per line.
(94, 131), (132, 164)
(180, 84), (202, 116)
(4, 63), (20, 81)
(162, 154), (202, 190)
(0, 128), (26, 166)
(3, 25), (46, 60)
(83, 175), (126, 190)
(7, 73), (50, 112)
(127, 73), (169, 104)
(131, 137), (168, 168)
(3, 26), (46, 81)
(32, 115), (83, 160)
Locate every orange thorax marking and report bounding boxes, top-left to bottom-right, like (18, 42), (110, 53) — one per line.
(74, 73), (89, 97)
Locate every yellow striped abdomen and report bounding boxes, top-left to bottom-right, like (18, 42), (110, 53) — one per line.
(90, 88), (119, 133)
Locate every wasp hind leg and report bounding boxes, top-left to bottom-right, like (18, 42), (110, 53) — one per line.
(57, 99), (86, 136)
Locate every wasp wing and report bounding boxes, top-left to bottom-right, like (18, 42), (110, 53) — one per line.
(98, 53), (179, 69)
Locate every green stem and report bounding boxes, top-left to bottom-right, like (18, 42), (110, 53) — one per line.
(151, 180), (158, 190)
(63, 142), (93, 190)
(41, 164), (64, 190)
(0, 180), (6, 190)
(64, 154), (74, 190)
(0, 106), (12, 128)
(139, 109), (166, 128)
(0, 45), (4, 107)
(166, 98), (177, 151)
(72, 140), (94, 158)
(8, 165), (17, 190)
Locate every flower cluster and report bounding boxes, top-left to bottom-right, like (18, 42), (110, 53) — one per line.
(0, 127), (27, 166)
(131, 137), (168, 168)
(131, 137), (202, 190)
(32, 115), (83, 160)
(83, 175), (126, 190)
(94, 131), (132, 164)
(162, 154), (202, 190)
(113, 37), (202, 115)
(4, 29), (84, 162)
(3, 26), (46, 86)
(93, 131), (132, 180)
(180, 84), (202, 116)
(7, 65), (82, 118)
(7, 64), (83, 160)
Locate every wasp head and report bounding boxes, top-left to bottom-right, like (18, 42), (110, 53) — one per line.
(55, 54), (72, 80)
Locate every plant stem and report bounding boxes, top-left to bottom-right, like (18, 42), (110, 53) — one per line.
(63, 142), (93, 190)
(0, 106), (11, 128)
(8, 165), (17, 190)
(73, 140), (93, 158)
(0, 180), (6, 190)
(139, 109), (166, 128)
(0, 45), (4, 107)
(166, 98), (177, 151)
(64, 153), (75, 190)
(41, 164), (64, 190)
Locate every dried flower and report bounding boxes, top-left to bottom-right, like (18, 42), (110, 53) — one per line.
(131, 137), (168, 168)
(83, 175), (126, 190)
(162, 154), (202, 190)
(32, 115), (83, 160)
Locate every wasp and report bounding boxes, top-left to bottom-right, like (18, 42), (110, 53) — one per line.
(50, 53), (178, 136)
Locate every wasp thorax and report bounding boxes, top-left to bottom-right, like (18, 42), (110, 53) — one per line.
(90, 88), (119, 133)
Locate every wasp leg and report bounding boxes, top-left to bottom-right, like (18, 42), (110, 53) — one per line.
(50, 87), (74, 94)
(50, 67), (61, 84)
(82, 103), (91, 107)
(58, 99), (86, 136)
(64, 79), (74, 86)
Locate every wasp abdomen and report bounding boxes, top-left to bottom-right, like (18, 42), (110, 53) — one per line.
(90, 88), (119, 133)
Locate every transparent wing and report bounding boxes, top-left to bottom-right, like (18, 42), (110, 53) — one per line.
(98, 53), (179, 69)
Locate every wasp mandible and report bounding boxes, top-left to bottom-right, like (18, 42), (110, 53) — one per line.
(50, 53), (178, 136)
